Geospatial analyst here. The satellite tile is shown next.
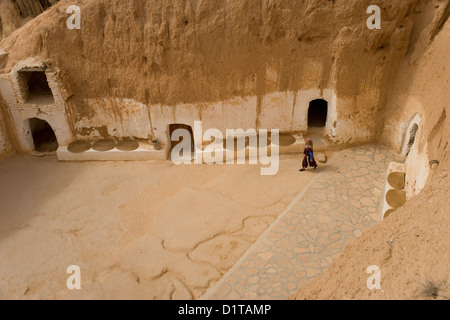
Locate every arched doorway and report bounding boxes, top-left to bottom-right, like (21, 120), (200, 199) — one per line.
(308, 99), (328, 128)
(29, 118), (58, 153)
(169, 124), (195, 151)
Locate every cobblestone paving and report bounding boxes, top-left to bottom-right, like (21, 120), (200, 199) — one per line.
(204, 145), (402, 300)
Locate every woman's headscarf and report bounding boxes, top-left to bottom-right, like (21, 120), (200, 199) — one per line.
(305, 138), (313, 146)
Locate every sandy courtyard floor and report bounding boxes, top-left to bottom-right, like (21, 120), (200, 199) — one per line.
(0, 153), (316, 300)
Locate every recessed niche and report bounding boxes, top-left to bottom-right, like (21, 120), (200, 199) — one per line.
(18, 69), (55, 104)
(29, 118), (58, 153)
(308, 99), (328, 128)
(169, 124), (195, 150)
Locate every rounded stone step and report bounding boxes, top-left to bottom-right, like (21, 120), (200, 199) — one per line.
(116, 139), (139, 152)
(387, 172), (406, 189)
(93, 139), (116, 152)
(272, 134), (296, 147)
(386, 189), (407, 208)
(67, 140), (92, 153)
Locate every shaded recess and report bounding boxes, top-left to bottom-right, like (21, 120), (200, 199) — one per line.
(308, 99), (328, 128)
(29, 118), (58, 152)
(169, 124), (195, 150)
(18, 70), (55, 104)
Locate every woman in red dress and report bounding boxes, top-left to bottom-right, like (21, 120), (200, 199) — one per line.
(300, 138), (318, 172)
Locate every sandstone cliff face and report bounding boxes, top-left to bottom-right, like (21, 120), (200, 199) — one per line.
(0, 0), (431, 145)
(0, 0), (23, 41)
(379, 0), (450, 197)
(293, 9), (450, 300)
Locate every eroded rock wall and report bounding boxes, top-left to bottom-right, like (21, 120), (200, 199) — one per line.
(379, 0), (450, 198)
(0, 0), (25, 40)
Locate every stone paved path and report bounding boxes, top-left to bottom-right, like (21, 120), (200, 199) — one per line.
(202, 145), (402, 300)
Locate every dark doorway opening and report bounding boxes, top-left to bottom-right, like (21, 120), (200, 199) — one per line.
(169, 124), (195, 151)
(19, 70), (54, 104)
(29, 118), (59, 153)
(308, 99), (328, 128)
